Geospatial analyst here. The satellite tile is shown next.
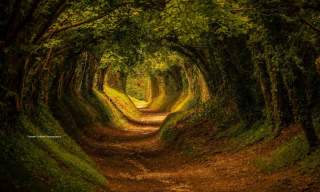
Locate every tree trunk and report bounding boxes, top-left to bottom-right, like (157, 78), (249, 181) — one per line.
(283, 62), (319, 149)
(256, 60), (273, 121)
(106, 70), (128, 93)
(96, 68), (108, 91)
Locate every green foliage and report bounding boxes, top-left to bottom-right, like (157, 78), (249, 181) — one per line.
(35, 105), (94, 158)
(126, 74), (149, 100)
(104, 86), (142, 119)
(0, 107), (106, 192)
(161, 126), (178, 143)
(160, 111), (191, 143)
(143, 49), (185, 74)
(61, 95), (99, 128)
(158, 0), (209, 43)
(43, 39), (63, 49)
(299, 148), (320, 174)
(254, 135), (309, 173)
(150, 0), (252, 45)
(198, 99), (241, 131)
(99, 51), (125, 70)
(84, 92), (111, 124)
(232, 121), (273, 147)
(92, 90), (126, 127)
(2, 0), (320, 190)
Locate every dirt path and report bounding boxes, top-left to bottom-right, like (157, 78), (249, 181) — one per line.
(82, 110), (316, 192)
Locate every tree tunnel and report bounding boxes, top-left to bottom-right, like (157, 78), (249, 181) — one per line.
(1, 0), (320, 192)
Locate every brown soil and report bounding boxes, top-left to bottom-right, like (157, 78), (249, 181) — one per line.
(81, 110), (319, 192)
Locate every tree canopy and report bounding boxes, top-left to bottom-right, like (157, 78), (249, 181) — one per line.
(1, 0), (320, 191)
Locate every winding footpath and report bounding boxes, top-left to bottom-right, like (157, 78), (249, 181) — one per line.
(81, 108), (318, 192)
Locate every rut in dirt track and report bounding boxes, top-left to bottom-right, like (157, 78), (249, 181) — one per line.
(82, 109), (198, 192)
(81, 108), (314, 192)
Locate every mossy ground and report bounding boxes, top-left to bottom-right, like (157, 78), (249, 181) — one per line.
(254, 123), (320, 174)
(2, 80), (319, 192)
(104, 86), (142, 119)
(0, 105), (106, 192)
(129, 96), (150, 109)
(160, 111), (191, 143)
(254, 135), (309, 173)
(148, 79), (183, 112)
(93, 89), (151, 131)
(170, 89), (197, 112)
(160, 98), (320, 180)
(92, 90), (131, 129)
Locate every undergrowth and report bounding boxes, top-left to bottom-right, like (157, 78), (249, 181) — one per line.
(230, 121), (273, 148)
(104, 86), (141, 119)
(254, 135), (309, 173)
(170, 90), (197, 112)
(148, 76), (182, 112)
(160, 111), (192, 143)
(0, 105), (106, 192)
(160, 97), (320, 176)
(254, 121), (320, 174)
(299, 148), (320, 174)
(129, 96), (149, 108)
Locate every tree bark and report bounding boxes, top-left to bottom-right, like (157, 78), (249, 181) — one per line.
(96, 68), (108, 91)
(283, 62), (319, 149)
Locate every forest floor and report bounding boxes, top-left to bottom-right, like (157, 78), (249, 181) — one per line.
(81, 108), (320, 192)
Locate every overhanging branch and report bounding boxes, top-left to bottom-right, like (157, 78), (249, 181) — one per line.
(300, 17), (320, 34)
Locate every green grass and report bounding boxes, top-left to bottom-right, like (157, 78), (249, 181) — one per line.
(93, 89), (144, 131)
(298, 110), (320, 174)
(170, 89), (197, 112)
(299, 148), (320, 174)
(0, 106), (106, 192)
(254, 135), (309, 173)
(35, 105), (94, 161)
(93, 90), (129, 128)
(104, 86), (142, 119)
(230, 121), (273, 148)
(129, 96), (150, 108)
(161, 127), (178, 143)
(253, 119), (320, 174)
(50, 93), (108, 139)
(160, 111), (192, 143)
(84, 92), (111, 124)
(62, 94), (99, 127)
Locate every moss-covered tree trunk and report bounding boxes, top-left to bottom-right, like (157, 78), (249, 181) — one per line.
(149, 75), (160, 100)
(0, 0), (67, 129)
(96, 68), (108, 91)
(282, 61), (319, 149)
(81, 53), (98, 95)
